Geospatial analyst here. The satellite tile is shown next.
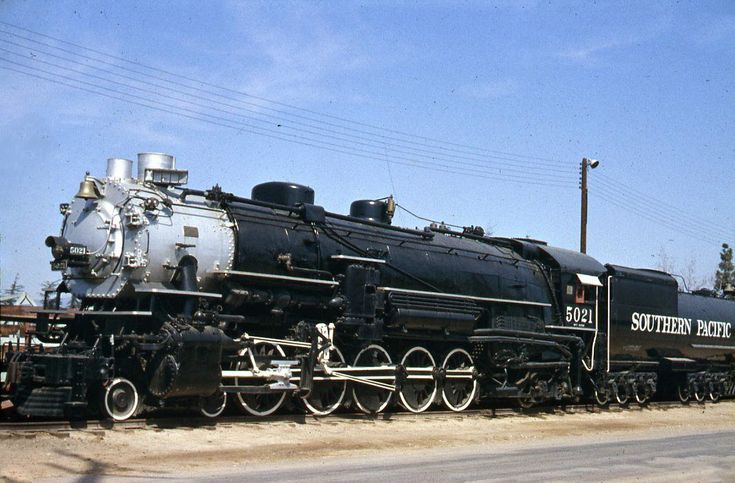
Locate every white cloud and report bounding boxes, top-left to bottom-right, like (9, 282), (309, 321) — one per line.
(225, 4), (375, 106)
(0, 65), (190, 146)
(0, 31), (213, 146)
(556, 16), (672, 66)
(557, 35), (641, 64)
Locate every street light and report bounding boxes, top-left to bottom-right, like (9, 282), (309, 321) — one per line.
(580, 157), (600, 254)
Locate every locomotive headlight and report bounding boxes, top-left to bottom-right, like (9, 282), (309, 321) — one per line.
(45, 236), (90, 270)
(46, 236), (67, 261)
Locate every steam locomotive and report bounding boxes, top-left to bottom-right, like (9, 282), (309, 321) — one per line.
(3, 152), (734, 420)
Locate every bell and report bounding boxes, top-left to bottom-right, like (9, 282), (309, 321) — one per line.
(75, 178), (101, 200)
(385, 195), (396, 222)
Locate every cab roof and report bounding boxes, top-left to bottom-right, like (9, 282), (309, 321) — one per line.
(493, 238), (606, 276)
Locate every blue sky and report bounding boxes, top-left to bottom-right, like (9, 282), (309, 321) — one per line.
(0, 1), (733, 297)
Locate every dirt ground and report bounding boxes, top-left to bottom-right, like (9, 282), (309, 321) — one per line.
(1, 402), (734, 482)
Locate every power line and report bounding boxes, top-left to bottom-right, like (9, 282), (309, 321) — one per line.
(592, 177), (732, 241)
(595, 194), (721, 245)
(0, 56), (576, 188)
(2, 21), (729, 245)
(0, 21), (572, 167)
(4, 50), (726, 240)
(0, 30), (576, 178)
(383, 144), (398, 201)
(0, 37), (575, 183)
(594, 172), (733, 237)
(0, 60), (576, 189)
(593, 184), (724, 245)
(593, 182), (718, 240)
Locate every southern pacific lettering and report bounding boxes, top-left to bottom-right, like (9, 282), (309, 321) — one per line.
(630, 312), (732, 339)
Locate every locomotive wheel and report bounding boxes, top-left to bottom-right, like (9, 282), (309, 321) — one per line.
(634, 384), (650, 405)
(352, 345), (393, 414)
(235, 342), (287, 417)
(200, 390), (227, 418)
(441, 348), (477, 412)
(398, 346), (437, 414)
(517, 394), (536, 409)
(302, 345), (347, 416)
(693, 384), (707, 403)
(677, 384), (691, 404)
(103, 378), (139, 421)
(613, 384), (629, 406)
(593, 387), (610, 407)
(709, 385), (721, 403)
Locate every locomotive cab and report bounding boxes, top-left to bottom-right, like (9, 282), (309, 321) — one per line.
(501, 239), (605, 330)
(561, 272), (603, 329)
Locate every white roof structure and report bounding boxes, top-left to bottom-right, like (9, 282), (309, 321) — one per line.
(0, 292), (39, 306)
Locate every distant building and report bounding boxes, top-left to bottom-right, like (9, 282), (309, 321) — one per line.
(0, 292), (39, 306)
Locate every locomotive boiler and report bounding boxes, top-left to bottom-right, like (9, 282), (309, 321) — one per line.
(2, 152), (733, 420)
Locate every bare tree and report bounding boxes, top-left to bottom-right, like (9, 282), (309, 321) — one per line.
(654, 246), (710, 292)
(654, 246), (675, 274)
(680, 257), (711, 292)
(1, 273), (25, 303)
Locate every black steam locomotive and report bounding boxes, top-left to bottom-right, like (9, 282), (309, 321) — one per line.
(3, 153), (733, 420)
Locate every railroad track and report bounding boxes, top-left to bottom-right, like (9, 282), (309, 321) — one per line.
(0, 399), (722, 435)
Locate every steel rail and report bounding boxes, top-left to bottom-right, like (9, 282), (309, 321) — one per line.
(0, 400), (727, 435)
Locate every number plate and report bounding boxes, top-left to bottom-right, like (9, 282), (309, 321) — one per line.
(69, 246), (87, 256)
(565, 305), (594, 326)
(51, 260), (68, 271)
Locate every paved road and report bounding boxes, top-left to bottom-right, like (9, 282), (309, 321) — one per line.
(72, 429), (735, 482)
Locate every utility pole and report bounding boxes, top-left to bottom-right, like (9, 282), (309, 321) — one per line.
(580, 157), (600, 254)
